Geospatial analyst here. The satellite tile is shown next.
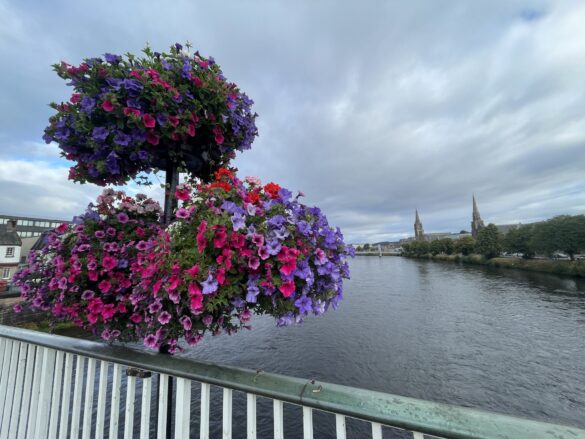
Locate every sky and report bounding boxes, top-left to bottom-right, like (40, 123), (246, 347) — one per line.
(1, 0), (584, 243)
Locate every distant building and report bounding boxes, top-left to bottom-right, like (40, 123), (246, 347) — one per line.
(471, 195), (485, 239)
(0, 220), (22, 282)
(414, 210), (425, 241)
(0, 215), (68, 239)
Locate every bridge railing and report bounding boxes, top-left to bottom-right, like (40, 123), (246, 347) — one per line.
(0, 324), (584, 439)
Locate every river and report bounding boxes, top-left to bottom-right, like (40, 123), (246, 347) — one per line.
(176, 256), (585, 438)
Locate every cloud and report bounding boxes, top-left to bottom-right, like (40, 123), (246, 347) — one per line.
(1, 0), (584, 242)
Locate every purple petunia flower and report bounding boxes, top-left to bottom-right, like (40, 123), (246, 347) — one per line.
(201, 274), (218, 295)
(231, 213), (245, 231)
(158, 311), (172, 325)
(81, 290), (94, 300)
(265, 239), (281, 256)
(267, 215), (285, 228)
(176, 208), (190, 219)
(144, 334), (158, 348)
(114, 132), (132, 146)
(92, 127), (109, 141)
(104, 53), (122, 63)
(294, 295), (313, 315)
(246, 285), (260, 303)
(80, 96), (96, 113)
(117, 212), (129, 223)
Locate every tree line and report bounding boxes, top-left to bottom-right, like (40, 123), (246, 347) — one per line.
(401, 215), (585, 260)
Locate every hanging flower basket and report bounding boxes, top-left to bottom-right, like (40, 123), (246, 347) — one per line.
(43, 43), (258, 186)
(129, 169), (354, 352)
(13, 190), (165, 341)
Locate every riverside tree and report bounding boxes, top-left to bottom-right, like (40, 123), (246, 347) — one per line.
(454, 236), (475, 256)
(503, 225), (535, 259)
(531, 215), (585, 260)
(475, 223), (502, 259)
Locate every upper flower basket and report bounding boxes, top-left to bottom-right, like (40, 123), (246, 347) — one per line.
(43, 43), (258, 186)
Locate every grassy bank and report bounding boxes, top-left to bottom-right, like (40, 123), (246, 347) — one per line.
(405, 254), (585, 278)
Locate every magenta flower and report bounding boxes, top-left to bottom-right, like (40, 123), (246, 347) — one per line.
(142, 114), (156, 128)
(117, 212), (129, 223)
(158, 311), (172, 325)
(102, 256), (118, 271)
(176, 208), (190, 219)
(102, 100), (114, 112)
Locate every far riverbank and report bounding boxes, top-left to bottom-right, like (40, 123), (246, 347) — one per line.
(400, 253), (585, 278)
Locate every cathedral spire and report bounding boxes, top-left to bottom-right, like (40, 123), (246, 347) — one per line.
(414, 209), (425, 241)
(471, 194), (485, 238)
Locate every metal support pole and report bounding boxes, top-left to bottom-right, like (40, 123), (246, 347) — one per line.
(163, 161), (179, 226)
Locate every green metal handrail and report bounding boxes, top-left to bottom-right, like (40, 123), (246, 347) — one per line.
(1, 324), (584, 439)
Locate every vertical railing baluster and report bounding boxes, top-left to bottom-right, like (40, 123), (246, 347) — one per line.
(273, 399), (284, 439)
(200, 382), (210, 439)
(82, 358), (96, 439)
(335, 414), (346, 439)
(140, 376), (152, 439)
(0, 339), (14, 418)
(174, 378), (191, 439)
(70, 355), (86, 439)
(95, 361), (109, 439)
(18, 345), (37, 439)
(302, 406), (313, 439)
(58, 353), (75, 439)
(372, 422), (383, 439)
(26, 344), (44, 439)
(157, 373), (169, 439)
(246, 393), (257, 439)
(0, 341), (21, 439)
(34, 347), (56, 438)
(8, 342), (28, 439)
(48, 350), (65, 439)
(109, 364), (122, 439)
(223, 387), (233, 439)
(124, 375), (136, 439)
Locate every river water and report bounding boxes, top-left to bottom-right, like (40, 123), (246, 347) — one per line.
(176, 256), (585, 438)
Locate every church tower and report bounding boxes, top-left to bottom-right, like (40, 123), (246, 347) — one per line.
(471, 195), (485, 239)
(414, 209), (425, 241)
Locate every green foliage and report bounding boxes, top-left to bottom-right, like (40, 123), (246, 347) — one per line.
(475, 223), (501, 259)
(455, 236), (475, 256)
(363, 243), (371, 250)
(402, 240), (430, 257)
(429, 238), (454, 255)
(530, 215), (585, 260)
(503, 225), (535, 258)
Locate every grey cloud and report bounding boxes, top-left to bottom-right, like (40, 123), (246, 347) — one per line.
(0, 0), (584, 243)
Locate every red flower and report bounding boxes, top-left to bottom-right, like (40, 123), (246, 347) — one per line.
(192, 76), (203, 87)
(214, 168), (233, 180)
(146, 131), (160, 145)
(101, 100), (114, 112)
(70, 93), (81, 103)
(98, 280), (112, 293)
(130, 70), (143, 79)
(55, 223), (69, 234)
(187, 124), (196, 137)
(279, 280), (296, 298)
(168, 116), (180, 127)
(213, 126), (224, 145)
(102, 256), (118, 271)
(123, 107), (141, 116)
(264, 182), (281, 199)
(209, 182), (232, 192)
(142, 114), (156, 128)
(174, 188), (190, 200)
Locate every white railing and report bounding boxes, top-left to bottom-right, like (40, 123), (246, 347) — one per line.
(0, 325), (584, 439)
